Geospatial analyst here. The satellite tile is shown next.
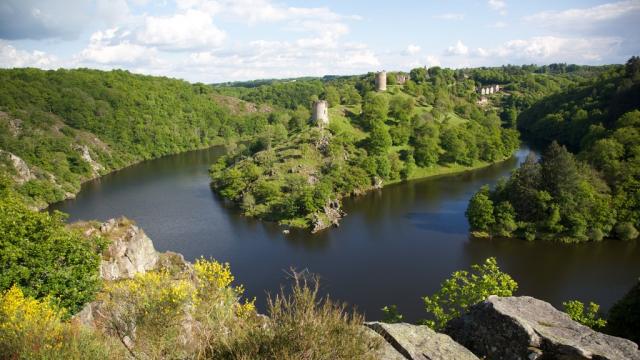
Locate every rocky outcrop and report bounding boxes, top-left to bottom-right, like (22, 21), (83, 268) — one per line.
(84, 218), (160, 281)
(77, 144), (104, 176)
(311, 200), (344, 233)
(1, 150), (35, 184)
(366, 322), (479, 360)
(75, 218), (191, 328)
(445, 295), (640, 360)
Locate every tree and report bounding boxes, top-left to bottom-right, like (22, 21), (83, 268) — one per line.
(410, 67), (428, 84)
(540, 141), (579, 199)
(0, 193), (103, 313)
(606, 280), (640, 344)
(322, 86), (341, 107)
(493, 201), (517, 237)
(422, 257), (518, 330)
(466, 186), (495, 233)
(389, 95), (414, 122)
(362, 92), (389, 129)
(367, 120), (392, 156)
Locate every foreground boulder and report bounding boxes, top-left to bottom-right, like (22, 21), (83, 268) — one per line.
(445, 295), (640, 360)
(366, 322), (479, 360)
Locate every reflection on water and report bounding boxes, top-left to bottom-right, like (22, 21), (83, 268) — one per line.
(51, 147), (640, 321)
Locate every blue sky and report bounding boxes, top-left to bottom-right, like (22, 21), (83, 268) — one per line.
(1, 0), (639, 82)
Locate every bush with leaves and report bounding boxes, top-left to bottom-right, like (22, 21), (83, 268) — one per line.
(606, 280), (640, 343)
(97, 258), (256, 359)
(0, 191), (104, 314)
(0, 285), (119, 359)
(562, 300), (607, 330)
(422, 257), (518, 330)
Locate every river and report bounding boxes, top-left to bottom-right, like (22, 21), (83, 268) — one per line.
(51, 146), (640, 321)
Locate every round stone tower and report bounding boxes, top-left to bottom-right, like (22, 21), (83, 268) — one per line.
(312, 100), (329, 126)
(375, 71), (387, 92)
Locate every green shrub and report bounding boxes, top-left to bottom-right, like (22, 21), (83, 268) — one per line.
(606, 280), (640, 343)
(615, 222), (639, 241)
(562, 300), (607, 330)
(0, 193), (103, 314)
(0, 285), (120, 360)
(422, 257), (518, 330)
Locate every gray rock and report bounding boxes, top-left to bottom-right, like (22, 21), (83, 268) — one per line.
(445, 295), (640, 360)
(362, 326), (406, 360)
(366, 322), (479, 360)
(99, 218), (159, 281)
(1, 150), (35, 184)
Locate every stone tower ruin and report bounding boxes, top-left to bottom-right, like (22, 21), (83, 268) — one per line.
(312, 100), (329, 126)
(375, 71), (387, 92)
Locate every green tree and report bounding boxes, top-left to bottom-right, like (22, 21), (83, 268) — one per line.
(368, 120), (392, 156)
(362, 93), (389, 129)
(422, 257), (518, 330)
(0, 193), (103, 313)
(410, 67), (428, 84)
(606, 279), (640, 344)
(493, 201), (517, 237)
(322, 86), (341, 107)
(465, 186), (495, 233)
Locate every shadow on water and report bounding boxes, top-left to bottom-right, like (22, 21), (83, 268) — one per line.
(51, 146), (640, 322)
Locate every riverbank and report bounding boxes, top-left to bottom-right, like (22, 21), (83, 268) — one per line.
(44, 139), (235, 211)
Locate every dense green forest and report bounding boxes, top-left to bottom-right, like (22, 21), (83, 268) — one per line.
(467, 57), (640, 242)
(0, 68), (266, 208)
(209, 65), (612, 231)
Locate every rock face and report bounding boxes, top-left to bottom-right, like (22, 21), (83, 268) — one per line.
(1, 150), (35, 184)
(77, 145), (104, 176)
(311, 200), (344, 233)
(445, 295), (640, 360)
(366, 322), (479, 360)
(94, 218), (160, 281)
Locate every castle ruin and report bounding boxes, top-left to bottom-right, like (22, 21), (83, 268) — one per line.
(312, 100), (329, 126)
(478, 84), (501, 95)
(375, 71), (387, 91)
(396, 73), (410, 85)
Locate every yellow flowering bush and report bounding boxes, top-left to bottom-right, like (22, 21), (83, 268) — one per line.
(193, 258), (256, 320)
(0, 285), (65, 355)
(0, 285), (114, 359)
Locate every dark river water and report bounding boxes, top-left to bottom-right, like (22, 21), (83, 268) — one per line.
(51, 146), (640, 321)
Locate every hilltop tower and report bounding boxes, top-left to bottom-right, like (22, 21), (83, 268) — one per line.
(375, 71), (387, 91)
(312, 100), (329, 126)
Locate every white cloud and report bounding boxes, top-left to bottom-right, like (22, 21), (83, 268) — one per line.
(183, 39), (379, 82)
(405, 44), (421, 55)
(425, 55), (440, 67)
(525, 0), (640, 26)
(475, 36), (622, 63)
(446, 40), (469, 56)
(433, 13), (465, 21)
(136, 9), (226, 50)
(488, 0), (507, 15)
(0, 42), (58, 68)
(77, 28), (157, 65)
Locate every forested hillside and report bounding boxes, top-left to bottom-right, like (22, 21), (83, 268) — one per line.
(0, 68), (266, 208)
(209, 65), (605, 231)
(467, 57), (640, 242)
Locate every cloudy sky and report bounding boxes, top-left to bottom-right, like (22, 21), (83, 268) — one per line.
(1, 0), (639, 82)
